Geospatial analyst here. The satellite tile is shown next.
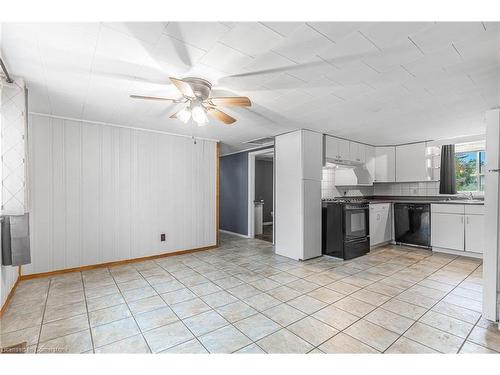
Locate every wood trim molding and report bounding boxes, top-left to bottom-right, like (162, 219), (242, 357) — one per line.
(216, 142), (220, 246)
(19, 244), (217, 281)
(0, 275), (21, 318)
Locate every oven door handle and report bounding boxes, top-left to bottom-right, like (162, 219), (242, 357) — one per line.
(345, 236), (369, 244)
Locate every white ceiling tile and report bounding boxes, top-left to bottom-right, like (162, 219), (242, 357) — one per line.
(261, 73), (306, 91)
(164, 22), (231, 51)
(102, 22), (167, 45)
(242, 51), (295, 73)
(409, 22), (486, 53)
(307, 22), (369, 42)
(403, 46), (462, 77)
(362, 40), (423, 73)
(272, 24), (333, 64)
(331, 83), (375, 101)
(199, 42), (254, 75)
(318, 31), (380, 65)
(219, 23), (284, 57)
(152, 34), (207, 71)
(260, 22), (303, 37)
(95, 25), (157, 67)
(324, 61), (379, 86)
(285, 56), (337, 82)
(359, 22), (432, 49)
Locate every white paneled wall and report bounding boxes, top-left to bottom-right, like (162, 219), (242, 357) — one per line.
(25, 114), (217, 276)
(1, 76), (26, 309)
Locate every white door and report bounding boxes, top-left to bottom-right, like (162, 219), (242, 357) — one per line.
(380, 204), (392, 243)
(395, 143), (427, 182)
(484, 108), (500, 321)
(338, 139), (350, 161)
(465, 215), (485, 254)
(431, 213), (465, 251)
(325, 136), (339, 161)
(369, 206), (382, 246)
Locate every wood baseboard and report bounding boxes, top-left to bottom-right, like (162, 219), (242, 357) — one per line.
(19, 244), (218, 281)
(0, 274), (21, 318)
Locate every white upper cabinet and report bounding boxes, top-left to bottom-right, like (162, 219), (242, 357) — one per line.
(338, 139), (350, 160)
(349, 142), (366, 163)
(375, 147), (396, 182)
(325, 136), (349, 162)
(395, 143), (427, 182)
(365, 145), (376, 182)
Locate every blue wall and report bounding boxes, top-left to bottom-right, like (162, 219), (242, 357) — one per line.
(220, 147), (273, 236)
(220, 152), (249, 235)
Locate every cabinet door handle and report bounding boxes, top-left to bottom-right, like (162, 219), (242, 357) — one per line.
(466, 216), (469, 224)
(461, 216), (464, 224)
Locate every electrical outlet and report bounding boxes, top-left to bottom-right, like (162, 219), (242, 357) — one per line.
(160, 234), (166, 242)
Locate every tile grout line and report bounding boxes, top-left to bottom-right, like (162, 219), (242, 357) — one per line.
(80, 271), (96, 353)
(136, 265), (214, 354)
(379, 261), (483, 353)
(107, 268), (155, 353)
(34, 278), (52, 353)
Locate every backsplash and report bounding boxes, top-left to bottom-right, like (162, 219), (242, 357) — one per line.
(373, 181), (440, 196)
(321, 168), (442, 198)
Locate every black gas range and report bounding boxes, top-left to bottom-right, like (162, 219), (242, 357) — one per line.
(321, 198), (370, 260)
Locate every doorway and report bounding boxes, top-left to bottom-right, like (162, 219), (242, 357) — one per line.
(248, 149), (274, 243)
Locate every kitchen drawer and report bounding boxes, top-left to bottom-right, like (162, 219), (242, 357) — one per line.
(431, 204), (465, 214)
(464, 205), (485, 215)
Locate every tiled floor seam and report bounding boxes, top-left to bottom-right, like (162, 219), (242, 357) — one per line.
(138, 266), (211, 354)
(109, 270), (154, 353)
(80, 272), (96, 353)
(34, 278), (52, 353)
(379, 262), (482, 353)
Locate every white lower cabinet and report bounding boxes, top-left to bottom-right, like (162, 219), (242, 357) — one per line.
(431, 212), (464, 251)
(430, 204), (484, 256)
(465, 214), (484, 254)
(370, 203), (392, 247)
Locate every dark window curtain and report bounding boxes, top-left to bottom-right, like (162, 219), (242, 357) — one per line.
(439, 144), (457, 195)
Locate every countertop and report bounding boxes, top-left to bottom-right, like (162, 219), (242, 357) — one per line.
(368, 196), (484, 205)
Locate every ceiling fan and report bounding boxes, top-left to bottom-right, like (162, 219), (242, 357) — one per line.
(130, 77), (251, 126)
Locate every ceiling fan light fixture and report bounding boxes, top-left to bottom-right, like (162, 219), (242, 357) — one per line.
(177, 107), (191, 123)
(191, 105), (208, 125)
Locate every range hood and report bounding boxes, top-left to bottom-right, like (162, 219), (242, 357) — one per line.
(325, 162), (373, 186)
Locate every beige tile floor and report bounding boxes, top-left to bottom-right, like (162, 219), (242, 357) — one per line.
(1, 232), (499, 354)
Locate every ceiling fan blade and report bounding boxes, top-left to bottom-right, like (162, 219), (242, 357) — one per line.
(130, 95), (177, 101)
(206, 107), (236, 125)
(169, 77), (195, 98)
(208, 97), (252, 107)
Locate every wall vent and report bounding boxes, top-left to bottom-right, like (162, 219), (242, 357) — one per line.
(244, 137), (274, 146)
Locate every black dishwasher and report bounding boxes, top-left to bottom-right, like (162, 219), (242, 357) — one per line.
(394, 203), (431, 248)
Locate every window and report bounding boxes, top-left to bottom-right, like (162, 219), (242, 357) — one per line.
(455, 145), (486, 193)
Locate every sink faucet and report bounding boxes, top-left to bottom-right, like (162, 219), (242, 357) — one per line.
(458, 192), (474, 200)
